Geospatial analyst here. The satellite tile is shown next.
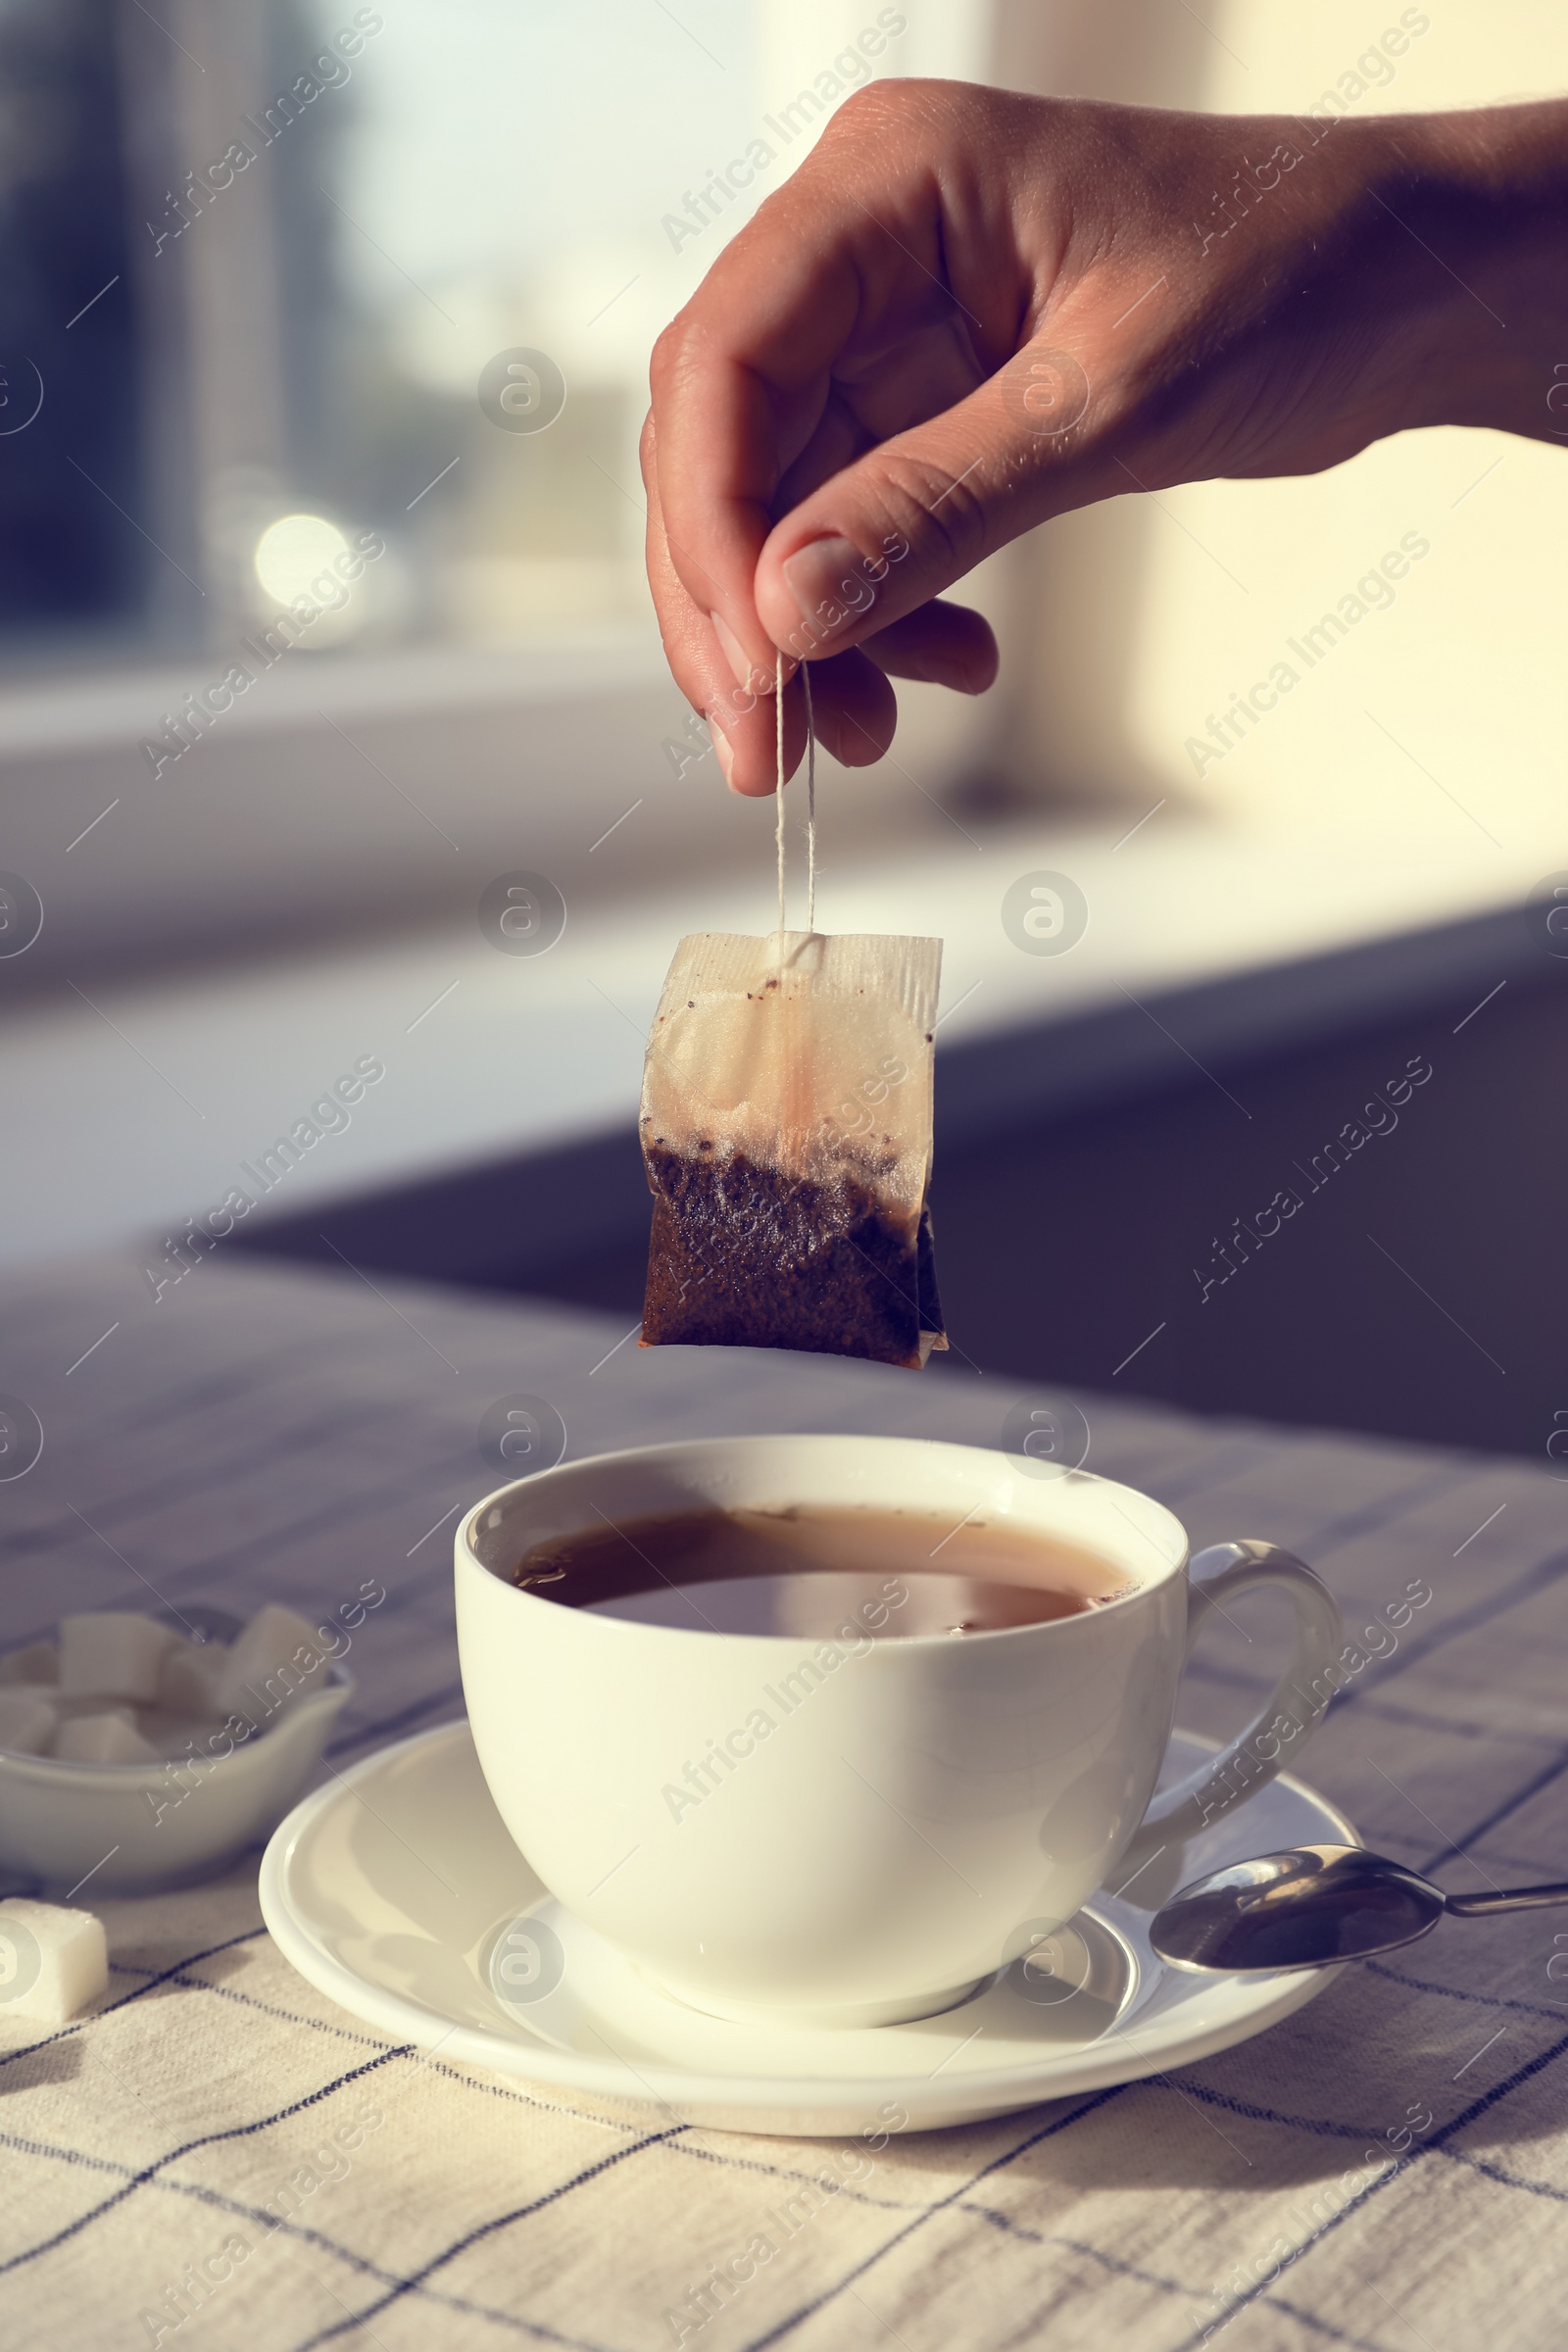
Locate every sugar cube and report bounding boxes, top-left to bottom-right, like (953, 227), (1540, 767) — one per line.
(156, 1636), (227, 1716)
(58, 1613), (173, 1703)
(0, 1690), (56, 1754)
(0, 1642), (58, 1687)
(0, 1898), (108, 2023)
(216, 1604), (329, 1722)
(53, 1711), (159, 1764)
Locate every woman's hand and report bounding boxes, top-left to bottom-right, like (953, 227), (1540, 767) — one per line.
(641, 76), (1566, 793)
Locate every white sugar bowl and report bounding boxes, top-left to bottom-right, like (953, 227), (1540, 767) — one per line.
(0, 1606), (353, 1896)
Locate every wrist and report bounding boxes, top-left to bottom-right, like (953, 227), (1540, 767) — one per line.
(1350, 102), (1568, 441)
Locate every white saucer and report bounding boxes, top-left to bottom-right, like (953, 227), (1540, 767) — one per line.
(259, 1722), (1355, 2136)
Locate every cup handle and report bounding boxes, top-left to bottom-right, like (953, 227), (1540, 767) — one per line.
(1116, 1540), (1343, 1875)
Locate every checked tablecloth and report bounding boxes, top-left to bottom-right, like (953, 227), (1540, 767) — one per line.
(2, 1249), (1566, 2352)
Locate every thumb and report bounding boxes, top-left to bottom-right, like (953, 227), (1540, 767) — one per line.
(752, 350), (1099, 662)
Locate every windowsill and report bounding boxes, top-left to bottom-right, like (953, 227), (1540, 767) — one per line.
(0, 624), (668, 760)
(0, 800), (1548, 1273)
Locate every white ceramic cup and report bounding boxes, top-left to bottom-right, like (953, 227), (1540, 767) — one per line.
(455, 1435), (1342, 2027)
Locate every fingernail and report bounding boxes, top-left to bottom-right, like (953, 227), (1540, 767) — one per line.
(708, 715), (736, 788)
(710, 612), (774, 696)
(782, 535), (865, 634)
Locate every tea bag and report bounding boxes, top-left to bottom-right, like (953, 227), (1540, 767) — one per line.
(639, 926), (947, 1367)
(641, 662), (947, 1366)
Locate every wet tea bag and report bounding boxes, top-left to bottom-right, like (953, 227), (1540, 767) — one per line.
(639, 930), (946, 1365)
(639, 667), (947, 1368)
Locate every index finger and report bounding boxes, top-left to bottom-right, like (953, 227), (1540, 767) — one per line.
(649, 221), (861, 694)
(647, 105), (1001, 693)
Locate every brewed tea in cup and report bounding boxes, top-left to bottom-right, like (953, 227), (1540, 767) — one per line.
(457, 1436), (1341, 2027)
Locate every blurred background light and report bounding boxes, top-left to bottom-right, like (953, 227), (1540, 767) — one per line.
(253, 513), (352, 608)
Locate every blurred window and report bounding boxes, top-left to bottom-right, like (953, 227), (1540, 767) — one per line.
(0, 0), (977, 674)
(0, 0), (142, 639)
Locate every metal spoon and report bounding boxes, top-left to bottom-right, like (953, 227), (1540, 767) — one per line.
(1150, 1843), (1568, 1973)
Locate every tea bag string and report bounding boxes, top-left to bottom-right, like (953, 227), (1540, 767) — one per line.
(774, 651), (817, 937)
